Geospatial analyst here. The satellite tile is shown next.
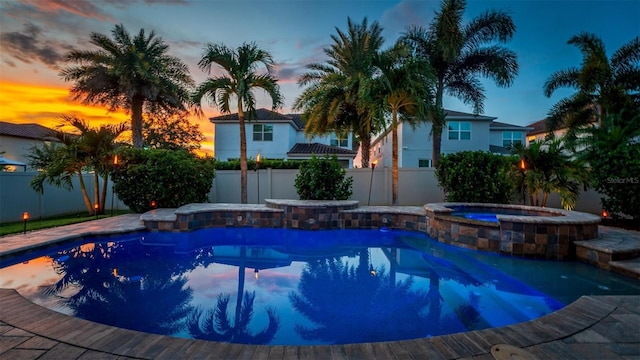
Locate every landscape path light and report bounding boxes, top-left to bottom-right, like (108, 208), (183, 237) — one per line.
(368, 160), (378, 206)
(22, 212), (29, 234)
(255, 153), (261, 204)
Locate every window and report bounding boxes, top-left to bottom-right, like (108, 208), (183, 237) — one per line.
(330, 136), (348, 147)
(448, 121), (471, 140)
(418, 159), (432, 168)
(502, 131), (523, 147)
(253, 124), (273, 141)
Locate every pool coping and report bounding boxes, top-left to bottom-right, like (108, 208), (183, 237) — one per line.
(1, 288), (636, 359)
(1, 213), (639, 358)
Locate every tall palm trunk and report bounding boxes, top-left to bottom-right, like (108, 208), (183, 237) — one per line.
(131, 95), (145, 149)
(93, 171), (100, 214)
(432, 84), (445, 168)
(101, 173), (109, 213)
(77, 170), (93, 214)
(359, 130), (371, 168)
(238, 102), (248, 204)
(391, 111), (399, 206)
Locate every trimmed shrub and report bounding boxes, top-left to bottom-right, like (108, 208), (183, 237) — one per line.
(112, 148), (215, 213)
(435, 151), (516, 203)
(215, 158), (302, 170)
(294, 155), (353, 200)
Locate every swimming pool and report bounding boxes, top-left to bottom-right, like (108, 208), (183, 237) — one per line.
(1, 228), (637, 346)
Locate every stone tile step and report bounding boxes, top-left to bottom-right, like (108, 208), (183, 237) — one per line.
(575, 227), (640, 261)
(609, 258), (640, 280)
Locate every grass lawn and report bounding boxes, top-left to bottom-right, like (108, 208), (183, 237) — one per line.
(0, 210), (132, 236)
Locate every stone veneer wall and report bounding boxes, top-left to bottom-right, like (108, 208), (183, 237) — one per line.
(265, 199), (359, 230)
(425, 203), (601, 260)
(340, 210), (426, 232)
(142, 202), (600, 261)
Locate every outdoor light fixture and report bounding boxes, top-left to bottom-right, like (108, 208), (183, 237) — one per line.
(602, 210), (609, 218)
(22, 211), (29, 234)
(254, 268), (259, 280)
(151, 200), (157, 209)
(255, 153), (261, 203)
(520, 159), (526, 205)
(94, 203), (99, 219)
(368, 160), (378, 206)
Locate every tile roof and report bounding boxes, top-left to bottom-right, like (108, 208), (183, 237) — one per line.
(287, 143), (357, 157)
(489, 121), (532, 130)
(526, 118), (548, 136)
(209, 108), (305, 130)
(0, 121), (58, 141)
(444, 109), (496, 120)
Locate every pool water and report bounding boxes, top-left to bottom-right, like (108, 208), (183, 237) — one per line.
(1, 228), (638, 345)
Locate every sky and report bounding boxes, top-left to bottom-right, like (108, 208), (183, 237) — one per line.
(1, 0), (639, 157)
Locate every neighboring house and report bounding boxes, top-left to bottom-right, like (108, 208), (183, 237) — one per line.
(210, 108), (357, 168)
(525, 118), (566, 144)
(369, 110), (531, 168)
(0, 121), (58, 171)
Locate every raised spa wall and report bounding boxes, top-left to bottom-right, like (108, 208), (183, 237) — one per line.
(141, 200), (600, 260)
(425, 203), (601, 260)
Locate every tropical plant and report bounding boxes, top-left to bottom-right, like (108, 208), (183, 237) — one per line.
(294, 155), (353, 200)
(511, 139), (590, 210)
(192, 42), (283, 204)
(111, 148), (215, 213)
(435, 151), (516, 203)
(361, 42), (433, 206)
(294, 17), (385, 168)
(142, 110), (205, 152)
(543, 33), (640, 142)
(27, 116), (127, 214)
(60, 24), (194, 148)
(576, 112), (640, 220)
(402, 0), (518, 167)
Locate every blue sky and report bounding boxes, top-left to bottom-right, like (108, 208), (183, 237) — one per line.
(1, 0), (639, 155)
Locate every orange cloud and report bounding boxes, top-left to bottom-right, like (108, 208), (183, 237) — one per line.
(0, 81), (215, 157)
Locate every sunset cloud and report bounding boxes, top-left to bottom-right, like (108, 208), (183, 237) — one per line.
(0, 22), (72, 70)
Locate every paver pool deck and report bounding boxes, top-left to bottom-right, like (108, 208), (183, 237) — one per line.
(1, 213), (639, 359)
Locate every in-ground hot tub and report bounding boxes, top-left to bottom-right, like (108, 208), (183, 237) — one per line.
(424, 203), (601, 259)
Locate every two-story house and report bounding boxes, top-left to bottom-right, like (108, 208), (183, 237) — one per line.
(210, 108), (357, 167)
(0, 121), (58, 171)
(369, 110), (531, 168)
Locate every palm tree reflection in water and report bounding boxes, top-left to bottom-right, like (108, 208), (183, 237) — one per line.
(289, 249), (480, 344)
(41, 241), (196, 335)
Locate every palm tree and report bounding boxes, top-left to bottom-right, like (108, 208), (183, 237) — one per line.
(543, 34), (640, 142)
(294, 17), (385, 168)
(193, 42), (283, 203)
(60, 24), (194, 148)
(511, 139), (589, 210)
(402, 0), (518, 167)
(28, 116), (127, 214)
(575, 112), (640, 220)
(361, 43), (433, 206)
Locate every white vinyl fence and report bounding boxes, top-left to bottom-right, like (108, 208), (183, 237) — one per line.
(1, 168), (605, 223)
(0, 172), (124, 223)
